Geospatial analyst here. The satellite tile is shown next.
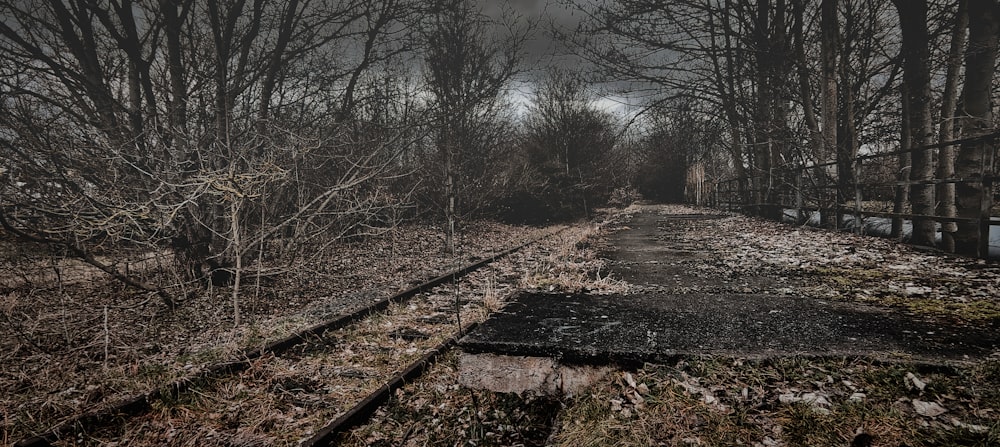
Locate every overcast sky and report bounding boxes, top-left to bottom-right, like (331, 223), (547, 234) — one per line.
(470, 0), (645, 117)
(477, 0), (586, 73)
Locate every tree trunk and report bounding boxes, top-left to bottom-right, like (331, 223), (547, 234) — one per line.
(894, 0), (936, 247)
(445, 136), (456, 254)
(955, 0), (999, 256)
(712, 0), (748, 197)
(938, 0), (969, 253)
(751, 0), (787, 219)
(230, 198), (242, 327)
(837, 4), (859, 229)
(821, 0), (839, 165)
(164, 0), (191, 159)
(836, 77), (858, 229)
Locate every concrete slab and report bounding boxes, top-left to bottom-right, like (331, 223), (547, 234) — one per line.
(457, 352), (612, 396)
(460, 292), (1000, 364)
(605, 213), (801, 292)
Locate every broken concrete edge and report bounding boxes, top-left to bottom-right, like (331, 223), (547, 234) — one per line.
(458, 340), (685, 371)
(457, 341), (979, 377)
(458, 352), (616, 397)
(13, 228), (569, 447)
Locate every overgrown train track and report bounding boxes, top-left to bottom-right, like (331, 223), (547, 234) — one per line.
(15, 225), (575, 447)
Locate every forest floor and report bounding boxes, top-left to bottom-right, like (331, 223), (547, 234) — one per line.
(4, 204), (1000, 446)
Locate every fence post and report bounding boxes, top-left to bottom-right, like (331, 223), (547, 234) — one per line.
(795, 168), (804, 225)
(854, 159), (863, 235)
(712, 182), (718, 209)
(979, 175), (992, 258)
(978, 143), (996, 258)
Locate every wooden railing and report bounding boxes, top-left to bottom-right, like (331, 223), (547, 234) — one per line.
(710, 132), (1000, 258)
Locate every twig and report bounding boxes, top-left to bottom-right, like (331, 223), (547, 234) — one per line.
(453, 271), (463, 337)
(396, 424), (415, 446)
(103, 305), (109, 369)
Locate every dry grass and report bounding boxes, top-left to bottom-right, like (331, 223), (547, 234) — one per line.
(552, 358), (1000, 447)
(185, 205), (1000, 447)
(1, 220), (551, 444)
(63, 299), (463, 445)
(15, 201), (997, 445)
(518, 220), (631, 295)
(39, 222), (578, 446)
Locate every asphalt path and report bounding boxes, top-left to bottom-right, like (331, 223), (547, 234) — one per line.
(461, 207), (999, 364)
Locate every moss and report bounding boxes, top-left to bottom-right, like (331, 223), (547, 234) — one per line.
(804, 266), (1000, 323)
(887, 295), (1000, 323)
(808, 266), (888, 286)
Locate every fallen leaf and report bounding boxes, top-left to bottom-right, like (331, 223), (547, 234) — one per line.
(912, 399), (947, 417)
(905, 372), (927, 392)
(624, 372), (637, 388)
(950, 417), (988, 433)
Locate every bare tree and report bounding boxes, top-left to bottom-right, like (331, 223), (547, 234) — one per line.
(422, 0), (521, 253)
(521, 70), (621, 215)
(955, 0), (1000, 256)
(0, 0), (421, 309)
(937, 0), (969, 252)
(821, 0), (839, 168)
(892, 0), (936, 246)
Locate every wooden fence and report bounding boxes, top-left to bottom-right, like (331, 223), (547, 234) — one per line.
(710, 132), (1000, 258)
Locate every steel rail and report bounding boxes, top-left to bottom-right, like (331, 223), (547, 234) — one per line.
(299, 322), (478, 447)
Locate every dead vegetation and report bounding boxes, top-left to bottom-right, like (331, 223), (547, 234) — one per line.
(43, 220), (598, 446)
(334, 350), (1000, 447)
(625, 203), (1000, 325)
(0, 220), (550, 444)
(517, 217), (630, 296)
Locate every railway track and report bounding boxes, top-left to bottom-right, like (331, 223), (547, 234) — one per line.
(15, 226), (569, 447)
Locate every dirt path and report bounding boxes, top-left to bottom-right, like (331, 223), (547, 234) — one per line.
(463, 204), (999, 363)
